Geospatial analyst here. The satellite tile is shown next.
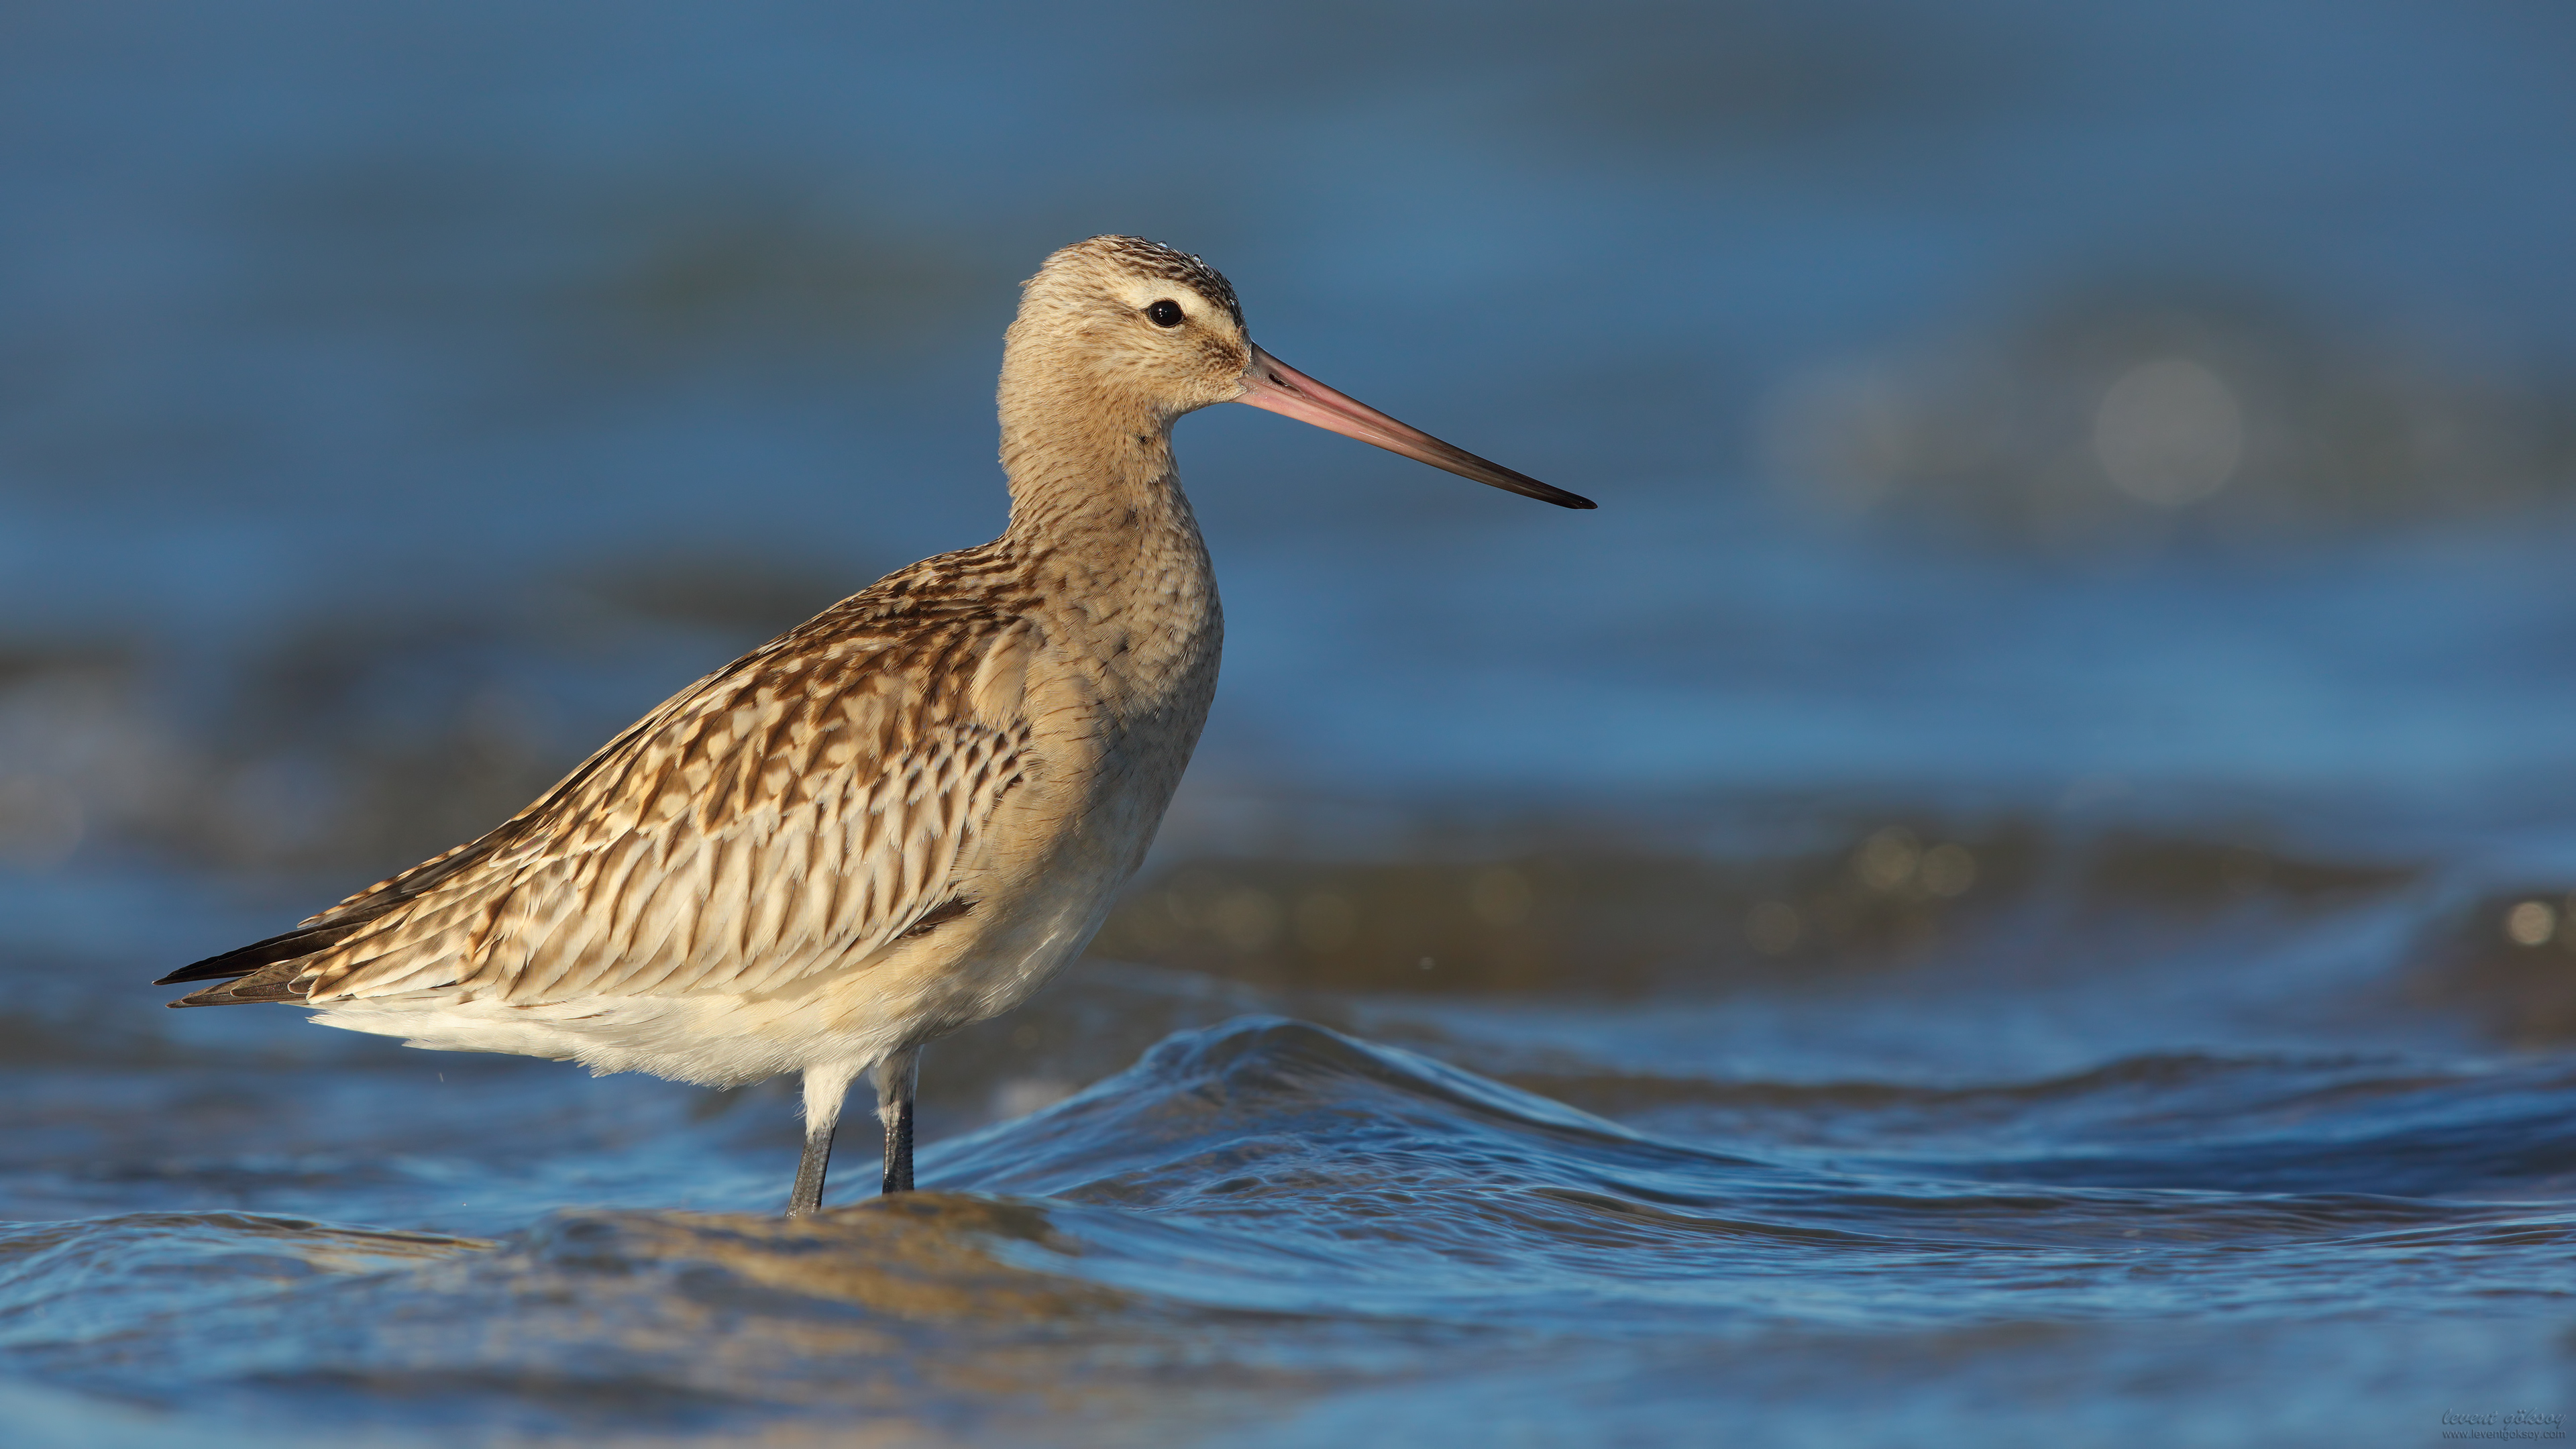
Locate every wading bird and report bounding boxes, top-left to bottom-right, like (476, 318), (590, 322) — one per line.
(158, 236), (1592, 1214)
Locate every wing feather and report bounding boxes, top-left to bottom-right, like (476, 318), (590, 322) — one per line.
(172, 579), (1041, 1009)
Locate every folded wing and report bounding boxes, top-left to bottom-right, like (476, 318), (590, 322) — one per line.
(163, 589), (1036, 1009)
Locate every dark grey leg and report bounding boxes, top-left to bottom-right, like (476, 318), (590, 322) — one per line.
(876, 1047), (921, 1195)
(786, 1118), (835, 1218)
(786, 1063), (857, 1218)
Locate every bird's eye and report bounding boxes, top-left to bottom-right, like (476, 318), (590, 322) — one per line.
(1144, 299), (1185, 327)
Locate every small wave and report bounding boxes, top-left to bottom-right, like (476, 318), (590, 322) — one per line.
(911, 1018), (2576, 1322)
(0, 1212), (480, 1352)
(4, 1018), (2573, 1444)
(923, 1016), (1762, 1199)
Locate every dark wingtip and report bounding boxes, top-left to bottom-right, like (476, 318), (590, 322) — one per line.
(154, 960), (242, 987)
(154, 922), (356, 997)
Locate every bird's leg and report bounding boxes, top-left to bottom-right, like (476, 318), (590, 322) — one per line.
(787, 1124), (834, 1218)
(875, 1046), (922, 1194)
(787, 1063), (859, 1217)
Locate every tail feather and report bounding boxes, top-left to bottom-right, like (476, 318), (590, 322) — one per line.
(163, 967), (323, 1008)
(155, 924), (358, 987)
(155, 924), (364, 1007)
(154, 835), (500, 1008)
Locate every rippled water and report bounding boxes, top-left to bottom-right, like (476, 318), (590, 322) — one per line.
(8, 821), (2576, 1444)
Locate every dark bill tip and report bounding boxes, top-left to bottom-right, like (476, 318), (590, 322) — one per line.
(1236, 347), (1596, 510)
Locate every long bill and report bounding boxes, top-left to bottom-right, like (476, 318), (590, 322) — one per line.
(1233, 345), (1595, 509)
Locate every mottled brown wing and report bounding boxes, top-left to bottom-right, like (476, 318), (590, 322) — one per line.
(232, 602), (1036, 1007)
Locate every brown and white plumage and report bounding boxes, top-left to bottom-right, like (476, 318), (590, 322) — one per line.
(180, 561), (1057, 1022)
(158, 235), (1590, 1214)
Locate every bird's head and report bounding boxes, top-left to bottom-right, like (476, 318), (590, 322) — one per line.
(1004, 235), (1593, 509)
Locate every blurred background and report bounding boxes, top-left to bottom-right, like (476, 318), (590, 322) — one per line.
(7, 0), (2576, 1008)
(5, 0), (2575, 867)
(4, 5), (2576, 1442)
(6, 0), (2576, 1055)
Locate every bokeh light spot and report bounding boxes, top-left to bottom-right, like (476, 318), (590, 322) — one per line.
(2505, 900), (2558, 947)
(2094, 357), (2244, 506)
(1855, 827), (1923, 892)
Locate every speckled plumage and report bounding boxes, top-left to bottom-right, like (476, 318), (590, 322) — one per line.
(160, 233), (1585, 1212)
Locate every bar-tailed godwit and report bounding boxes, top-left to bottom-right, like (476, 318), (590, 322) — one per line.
(158, 236), (1592, 1214)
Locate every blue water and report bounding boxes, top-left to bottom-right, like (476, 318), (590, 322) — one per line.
(5, 1), (2576, 1444)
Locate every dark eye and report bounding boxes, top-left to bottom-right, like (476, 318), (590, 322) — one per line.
(1144, 299), (1185, 327)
